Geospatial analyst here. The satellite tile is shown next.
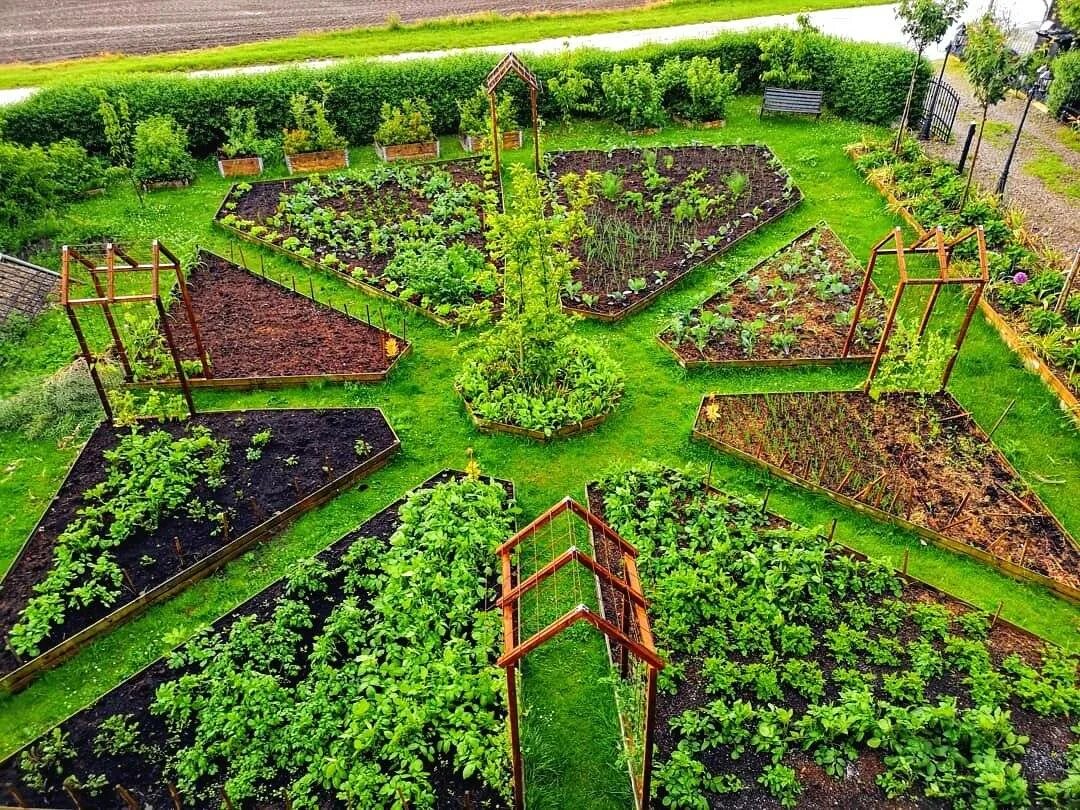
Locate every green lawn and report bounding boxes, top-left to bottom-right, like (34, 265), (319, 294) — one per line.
(0, 98), (1078, 808)
(0, 0), (892, 90)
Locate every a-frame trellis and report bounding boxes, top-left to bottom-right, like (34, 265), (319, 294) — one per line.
(496, 497), (663, 810)
(843, 225), (990, 392)
(484, 52), (542, 199)
(60, 240), (209, 423)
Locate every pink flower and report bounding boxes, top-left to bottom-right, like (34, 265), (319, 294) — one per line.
(1012, 272), (1028, 285)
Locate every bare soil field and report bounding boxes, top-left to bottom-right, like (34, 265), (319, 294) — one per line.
(0, 0), (641, 63)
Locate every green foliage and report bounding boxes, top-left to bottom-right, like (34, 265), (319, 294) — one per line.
(870, 319), (955, 396)
(661, 56), (741, 121)
(897, 0), (967, 52)
(18, 729), (74, 791)
(282, 85), (346, 154)
(758, 17), (818, 89)
(0, 359), (117, 439)
(547, 67), (598, 123)
(131, 114), (195, 186)
(375, 97), (435, 146)
(964, 15), (1019, 111)
(1048, 50), (1080, 119)
(457, 88), (518, 137)
(149, 476), (515, 806)
(600, 61), (666, 130)
(455, 165), (624, 435)
(92, 714), (141, 756)
(8, 425), (229, 658)
(220, 105), (276, 159)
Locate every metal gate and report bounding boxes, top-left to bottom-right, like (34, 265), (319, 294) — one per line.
(918, 78), (960, 143)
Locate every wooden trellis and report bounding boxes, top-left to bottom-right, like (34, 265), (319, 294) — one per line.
(484, 52), (542, 198)
(60, 241), (209, 423)
(496, 497), (663, 810)
(843, 225), (990, 392)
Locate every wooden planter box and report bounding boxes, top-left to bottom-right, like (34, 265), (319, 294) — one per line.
(284, 148), (349, 174)
(460, 130), (523, 153)
(218, 155), (264, 177)
(375, 139), (440, 162)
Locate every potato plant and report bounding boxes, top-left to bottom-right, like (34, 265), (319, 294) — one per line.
(593, 465), (1080, 808)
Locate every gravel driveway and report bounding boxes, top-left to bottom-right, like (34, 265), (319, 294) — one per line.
(0, 0), (640, 63)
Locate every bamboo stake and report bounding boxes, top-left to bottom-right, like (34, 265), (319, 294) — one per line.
(116, 785), (140, 810)
(902, 548), (910, 576)
(1018, 537), (1031, 567)
(6, 787), (27, 808)
(947, 493), (970, 524)
(167, 782), (183, 810)
(987, 398), (1016, 439)
(991, 600), (1004, 628)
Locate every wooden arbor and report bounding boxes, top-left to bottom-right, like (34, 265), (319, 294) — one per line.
(484, 53), (542, 196)
(496, 497), (663, 810)
(60, 241), (209, 423)
(843, 225), (990, 392)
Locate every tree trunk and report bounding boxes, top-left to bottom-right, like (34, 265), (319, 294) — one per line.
(961, 104), (988, 209)
(894, 48), (925, 154)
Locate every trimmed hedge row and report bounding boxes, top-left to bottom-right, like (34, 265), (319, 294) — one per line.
(1048, 49), (1080, 120)
(0, 30), (930, 157)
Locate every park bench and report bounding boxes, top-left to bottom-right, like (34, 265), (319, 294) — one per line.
(759, 87), (824, 119)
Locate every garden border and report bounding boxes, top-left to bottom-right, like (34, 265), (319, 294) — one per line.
(457, 389), (615, 443)
(654, 222), (879, 369)
(846, 144), (1080, 425)
(0, 407), (401, 695)
(545, 145), (804, 323)
(126, 248), (411, 391)
(212, 155), (495, 328)
(0, 469), (515, 799)
(690, 392), (1080, 604)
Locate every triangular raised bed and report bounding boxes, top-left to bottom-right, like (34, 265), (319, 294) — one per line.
(0, 407), (400, 692)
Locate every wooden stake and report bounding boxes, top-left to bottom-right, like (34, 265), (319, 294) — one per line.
(116, 785), (140, 810)
(6, 786), (27, 808)
(828, 518), (837, 541)
(902, 548), (910, 576)
(991, 600), (1004, 628)
(988, 398), (1016, 439)
(63, 778), (86, 809)
(167, 782), (183, 810)
(947, 492), (970, 524)
(705, 460), (713, 493)
(222, 789), (235, 810)
(761, 488), (771, 515)
(1018, 536), (1031, 567)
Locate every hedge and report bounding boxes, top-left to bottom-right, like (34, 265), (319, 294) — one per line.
(1047, 49), (1080, 120)
(0, 30), (930, 157)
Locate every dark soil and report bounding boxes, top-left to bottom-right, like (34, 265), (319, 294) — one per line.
(0, 408), (397, 678)
(695, 390), (1080, 595)
(165, 251), (405, 380)
(659, 225), (886, 364)
(222, 160), (499, 322)
(0, 471), (511, 809)
(547, 145), (802, 318)
(586, 483), (1077, 809)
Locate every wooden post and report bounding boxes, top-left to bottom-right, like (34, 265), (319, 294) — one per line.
(640, 665), (659, 810)
(1054, 248), (1079, 314)
(489, 91), (504, 208)
(620, 588), (632, 678)
(530, 84), (541, 175)
(82, 252), (133, 382)
(155, 296), (197, 417)
(506, 663), (525, 810)
(842, 252), (879, 357)
(865, 277), (907, 392)
(940, 278), (985, 389)
(65, 304), (115, 424)
(167, 245), (211, 378)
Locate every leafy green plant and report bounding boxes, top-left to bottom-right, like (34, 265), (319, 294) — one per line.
(220, 106), (276, 159)
(600, 62), (665, 130)
(457, 88), (518, 138)
(870, 319), (954, 396)
(131, 114), (196, 186)
(282, 85), (346, 154)
(375, 97), (435, 146)
(548, 67), (597, 123)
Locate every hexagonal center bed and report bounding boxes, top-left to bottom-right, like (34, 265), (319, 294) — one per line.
(545, 145), (802, 320)
(0, 408), (400, 692)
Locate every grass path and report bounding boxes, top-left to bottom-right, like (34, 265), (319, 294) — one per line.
(0, 0), (892, 90)
(0, 99), (1077, 806)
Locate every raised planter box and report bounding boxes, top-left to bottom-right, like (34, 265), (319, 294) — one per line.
(0, 408), (401, 694)
(458, 390), (614, 443)
(375, 139), (441, 162)
(217, 155), (264, 177)
(459, 129), (523, 153)
(284, 148), (349, 174)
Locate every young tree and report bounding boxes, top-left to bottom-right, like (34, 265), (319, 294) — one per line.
(95, 91), (143, 204)
(893, 0), (968, 153)
(960, 14), (1018, 208)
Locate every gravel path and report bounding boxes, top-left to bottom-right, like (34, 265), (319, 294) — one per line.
(924, 60), (1080, 259)
(0, 0), (639, 63)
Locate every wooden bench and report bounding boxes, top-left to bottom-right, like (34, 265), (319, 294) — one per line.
(759, 87), (824, 119)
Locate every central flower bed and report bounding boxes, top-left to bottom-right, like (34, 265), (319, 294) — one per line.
(546, 145), (802, 320)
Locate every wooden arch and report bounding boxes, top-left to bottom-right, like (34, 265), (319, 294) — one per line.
(497, 497), (663, 810)
(843, 225), (990, 392)
(60, 240), (208, 422)
(484, 53), (542, 197)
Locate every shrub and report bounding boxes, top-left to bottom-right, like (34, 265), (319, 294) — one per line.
(375, 97), (435, 145)
(1047, 50), (1080, 120)
(0, 30), (925, 156)
(220, 105), (276, 159)
(457, 88), (517, 137)
(601, 61), (665, 130)
(131, 114), (195, 186)
(282, 87), (346, 154)
(663, 56), (741, 121)
(45, 138), (106, 196)
(547, 67), (598, 123)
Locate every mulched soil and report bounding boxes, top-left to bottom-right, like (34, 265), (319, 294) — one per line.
(0, 471), (511, 810)
(0, 408), (397, 678)
(695, 390), (1080, 594)
(165, 251), (405, 380)
(546, 145), (801, 318)
(659, 225), (886, 364)
(585, 484), (1077, 809)
(222, 160), (499, 322)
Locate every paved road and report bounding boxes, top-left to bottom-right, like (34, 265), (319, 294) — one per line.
(0, 0), (638, 63)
